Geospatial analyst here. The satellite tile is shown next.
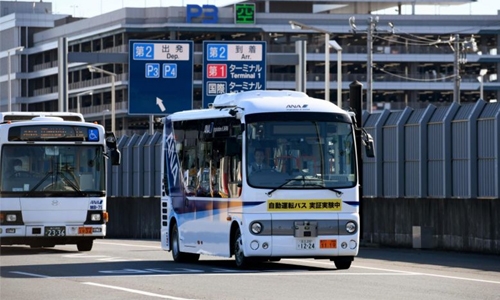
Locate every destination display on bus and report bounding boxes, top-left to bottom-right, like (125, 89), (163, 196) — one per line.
(8, 125), (100, 142)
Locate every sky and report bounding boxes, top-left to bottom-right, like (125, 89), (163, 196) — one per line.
(18, 0), (500, 18)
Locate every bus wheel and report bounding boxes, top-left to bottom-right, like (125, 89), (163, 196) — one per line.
(333, 257), (352, 270)
(172, 223), (199, 263)
(77, 239), (93, 251)
(234, 227), (250, 268)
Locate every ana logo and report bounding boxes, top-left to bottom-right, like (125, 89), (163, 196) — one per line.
(286, 104), (309, 110)
(90, 200), (103, 205)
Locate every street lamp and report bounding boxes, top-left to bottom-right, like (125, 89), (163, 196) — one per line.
(7, 46), (24, 112)
(87, 65), (117, 133)
(75, 90), (93, 114)
(290, 20), (331, 101)
(477, 68), (488, 100)
(329, 40), (342, 108)
(102, 109), (110, 129)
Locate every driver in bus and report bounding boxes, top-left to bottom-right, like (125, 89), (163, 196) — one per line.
(7, 158), (23, 176)
(249, 148), (270, 174)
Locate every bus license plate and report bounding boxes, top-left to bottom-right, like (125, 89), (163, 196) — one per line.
(78, 227), (93, 234)
(296, 239), (315, 250)
(44, 226), (66, 237)
(320, 239), (337, 249)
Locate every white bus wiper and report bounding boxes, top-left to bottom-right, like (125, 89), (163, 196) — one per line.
(28, 170), (55, 193)
(58, 170), (83, 193)
(266, 176), (343, 196)
(25, 170), (84, 196)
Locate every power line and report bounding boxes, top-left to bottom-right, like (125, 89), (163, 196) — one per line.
(375, 67), (457, 82)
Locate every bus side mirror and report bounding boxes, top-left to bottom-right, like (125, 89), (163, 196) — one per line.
(110, 149), (121, 166)
(105, 132), (117, 149)
(364, 133), (375, 158)
(105, 132), (121, 165)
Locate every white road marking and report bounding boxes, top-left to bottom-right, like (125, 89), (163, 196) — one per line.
(12, 240), (499, 286)
(82, 282), (198, 300)
(287, 258), (500, 284)
(63, 254), (108, 258)
(95, 241), (160, 249)
(63, 253), (142, 262)
(10, 271), (50, 278)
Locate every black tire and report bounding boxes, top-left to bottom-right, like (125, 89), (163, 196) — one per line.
(77, 239), (93, 251)
(171, 223), (199, 263)
(233, 227), (250, 268)
(333, 257), (353, 270)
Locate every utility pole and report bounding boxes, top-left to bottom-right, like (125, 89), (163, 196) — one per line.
(432, 34), (477, 104)
(453, 34), (461, 104)
(366, 18), (375, 113)
(349, 16), (394, 113)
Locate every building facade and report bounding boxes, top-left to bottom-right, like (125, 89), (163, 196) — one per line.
(1, 0), (499, 136)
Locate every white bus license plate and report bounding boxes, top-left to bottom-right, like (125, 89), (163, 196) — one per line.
(44, 226), (66, 237)
(296, 239), (315, 250)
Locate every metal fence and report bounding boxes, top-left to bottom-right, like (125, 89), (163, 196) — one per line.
(108, 99), (500, 199)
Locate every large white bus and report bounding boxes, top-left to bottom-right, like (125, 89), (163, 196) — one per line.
(160, 90), (374, 269)
(0, 112), (120, 251)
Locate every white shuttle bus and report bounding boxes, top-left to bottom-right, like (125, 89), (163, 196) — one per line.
(0, 112), (120, 251)
(160, 90), (374, 269)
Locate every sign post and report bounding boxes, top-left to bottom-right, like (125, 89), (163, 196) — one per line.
(202, 41), (266, 108)
(128, 40), (194, 115)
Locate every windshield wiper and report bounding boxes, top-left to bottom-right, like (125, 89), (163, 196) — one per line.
(58, 171), (84, 195)
(301, 182), (343, 197)
(25, 170), (85, 196)
(26, 170), (55, 195)
(266, 176), (343, 196)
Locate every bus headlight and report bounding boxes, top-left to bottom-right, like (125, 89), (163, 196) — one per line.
(250, 222), (263, 234)
(91, 214), (102, 221)
(345, 222), (356, 233)
(6, 214), (17, 222)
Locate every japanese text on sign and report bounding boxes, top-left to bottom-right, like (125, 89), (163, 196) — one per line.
(206, 44), (263, 61)
(267, 200), (342, 212)
(235, 3), (255, 24)
(133, 43), (191, 61)
(202, 41), (266, 107)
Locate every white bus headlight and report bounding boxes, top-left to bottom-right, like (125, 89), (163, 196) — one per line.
(250, 222), (263, 234)
(91, 214), (102, 221)
(6, 214), (17, 222)
(345, 222), (356, 233)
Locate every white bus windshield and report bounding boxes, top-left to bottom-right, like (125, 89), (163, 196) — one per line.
(246, 112), (356, 190)
(1, 145), (105, 197)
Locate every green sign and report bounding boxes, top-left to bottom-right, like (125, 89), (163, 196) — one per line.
(235, 3), (255, 24)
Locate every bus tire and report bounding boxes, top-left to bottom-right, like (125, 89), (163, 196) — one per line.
(171, 223), (199, 263)
(233, 227), (250, 268)
(77, 239), (93, 251)
(333, 257), (352, 270)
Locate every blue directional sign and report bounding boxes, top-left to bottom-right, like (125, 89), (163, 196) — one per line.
(128, 40), (193, 115)
(202, 41), (266, 108)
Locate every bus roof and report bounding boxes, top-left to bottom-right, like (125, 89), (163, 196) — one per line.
(167, 90), (347, 122)
(0, 112), (85, 123)
(212, 90), (310, 108)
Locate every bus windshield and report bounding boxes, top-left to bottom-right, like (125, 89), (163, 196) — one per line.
(246, 112), (356, 190)
(1, 145), (105, 197)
